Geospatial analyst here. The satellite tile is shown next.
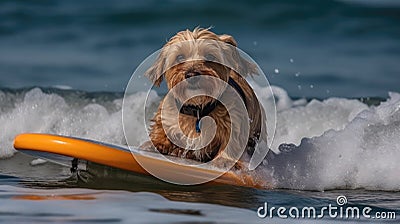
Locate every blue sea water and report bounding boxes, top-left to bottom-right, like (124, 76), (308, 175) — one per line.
(0, 0), (399, 97)
(0, 0), (399, 223)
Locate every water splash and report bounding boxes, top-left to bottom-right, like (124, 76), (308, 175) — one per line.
(1, 87), (399, 191)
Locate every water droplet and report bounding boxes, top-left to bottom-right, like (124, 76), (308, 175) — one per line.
(295, 72), (300, 77)
(310, 85), (314, 89)
(298, 85), (302, 90)
(274, 69), (279, 74)
(290, 58), (294, 63)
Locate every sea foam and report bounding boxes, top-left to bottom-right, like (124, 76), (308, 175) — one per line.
(0, 87), (399, 191)
(0, 88), (150, 158)
(266, 92), (400, 191)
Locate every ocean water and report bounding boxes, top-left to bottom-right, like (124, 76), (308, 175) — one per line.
(0, 0), (399, 97)
(0, 0), (399, 223)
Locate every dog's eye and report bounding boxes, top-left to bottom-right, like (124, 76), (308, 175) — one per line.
(175, 54), (185, 63)
(205, 53), (217, 61)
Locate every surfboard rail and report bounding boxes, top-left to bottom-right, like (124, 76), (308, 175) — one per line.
(14, 133), (267, 188)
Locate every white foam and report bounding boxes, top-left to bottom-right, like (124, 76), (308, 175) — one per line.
(51, 85), (73, 90)
(271, 97), (368, 151)
(1, 87), (399, 191)
(0, 88), (150, 158)
(29, 158), (47, 166)
(268, 92), (400, 191)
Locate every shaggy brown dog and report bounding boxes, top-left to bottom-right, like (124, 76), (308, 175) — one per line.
(143, 28), (266, 169)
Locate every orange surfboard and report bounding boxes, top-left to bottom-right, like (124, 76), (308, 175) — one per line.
(13, 133), (266, 188)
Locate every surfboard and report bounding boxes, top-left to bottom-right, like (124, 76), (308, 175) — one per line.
(13, 133), (267, 188)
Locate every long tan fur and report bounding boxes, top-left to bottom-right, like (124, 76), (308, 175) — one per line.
(143, 28), (266, 169)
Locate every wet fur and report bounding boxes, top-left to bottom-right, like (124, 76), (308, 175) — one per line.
(143, 28), (266, 169)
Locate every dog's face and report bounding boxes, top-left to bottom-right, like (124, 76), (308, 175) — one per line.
(146, 28), (256, 106)
(164, 40), (230, 105)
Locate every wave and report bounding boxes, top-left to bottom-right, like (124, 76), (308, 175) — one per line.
(0, 87), (144, 158)
(0, 87), (399, 191)
(265, 92), (400, 191)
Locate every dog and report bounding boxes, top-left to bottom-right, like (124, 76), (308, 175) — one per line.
(142, 27), (267, 170)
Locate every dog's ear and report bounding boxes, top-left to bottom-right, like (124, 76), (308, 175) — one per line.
(219, 34), (258, 76)
(219, 34), (237, 47)
(144, 53), (165, 87)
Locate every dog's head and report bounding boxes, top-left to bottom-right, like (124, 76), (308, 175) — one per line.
(145, 27), (257, 106)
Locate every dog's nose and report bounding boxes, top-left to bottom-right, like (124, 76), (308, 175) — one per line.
(185, 71), (201, 80)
